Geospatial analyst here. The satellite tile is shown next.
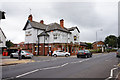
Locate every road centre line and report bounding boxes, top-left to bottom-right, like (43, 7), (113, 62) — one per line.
(15, 54), (105, 78)
(16, 63), (69, 78)
(16, 69), (39, 78)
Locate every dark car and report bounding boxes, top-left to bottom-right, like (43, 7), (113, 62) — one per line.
(116, 49), (120, 57)
(77, 50), (92, 58)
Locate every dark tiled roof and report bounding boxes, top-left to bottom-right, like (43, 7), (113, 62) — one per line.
(0, 28), (6, 38)
(23, 20), (71, 33)
(80, 42), (87, 46)
(92, 41), (104, 45)
(30, 21), (47, 30)
(38, 32), (49, 37)
(0, 11), (5, 19)
(46, 23), (71, 33)
(67, 27), (80, 33)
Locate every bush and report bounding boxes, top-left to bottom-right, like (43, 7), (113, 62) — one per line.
(89, 49), (102, 53)
(105, 49), (117, 52)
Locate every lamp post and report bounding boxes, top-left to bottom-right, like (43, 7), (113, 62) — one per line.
(37, 35), (40, 56)
(96, 29), (103, 42)
(96, 29), (103, 51)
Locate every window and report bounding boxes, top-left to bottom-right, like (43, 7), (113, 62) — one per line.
(45, 37), (48, 40)
(74, 36), (77, 41)
(53, 34), (57, 39)
(53, 33), (60, 39)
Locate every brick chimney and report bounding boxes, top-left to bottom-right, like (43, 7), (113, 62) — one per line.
(40, 20), (44, 24)
(60, 19), (64, 28)
(28, 14), (33, 22)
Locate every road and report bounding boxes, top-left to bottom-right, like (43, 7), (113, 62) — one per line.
(2, 52), (120, 80)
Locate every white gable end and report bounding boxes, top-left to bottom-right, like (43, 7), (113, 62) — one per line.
(26, 23), (32, 30)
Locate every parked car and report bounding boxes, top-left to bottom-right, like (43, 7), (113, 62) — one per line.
(77, 50), (92, 58)
(52, 50), (70, 57)
(116, 49), (120, 57)
(10, 50), (33, 59)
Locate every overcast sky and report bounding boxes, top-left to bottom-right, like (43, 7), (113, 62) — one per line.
(0, 0), (119, 43)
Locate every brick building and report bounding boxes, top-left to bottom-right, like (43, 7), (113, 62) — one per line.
(23, 14), (81, 56)
(92, 41), (105, 50)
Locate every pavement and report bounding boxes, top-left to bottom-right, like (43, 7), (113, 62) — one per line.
(1, 59), (35, 66)
(0, 55), (55, 66)
(0, 53), (106, 66)
(0, 52), (116, 66)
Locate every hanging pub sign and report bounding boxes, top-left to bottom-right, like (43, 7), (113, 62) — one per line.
(74, 36), (77, 41)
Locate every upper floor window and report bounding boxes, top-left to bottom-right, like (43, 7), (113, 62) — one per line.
(74, 36), (77, 41)
(53, 34), (57, 39)
(53, 33), (60, 40)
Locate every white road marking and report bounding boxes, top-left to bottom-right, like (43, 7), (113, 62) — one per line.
(16, 69), (39, 78)
(16, 63), (69, 78)
(15, 54), (105, 78)
(61, 63), (68, 67)
(105, 67), (118, 80)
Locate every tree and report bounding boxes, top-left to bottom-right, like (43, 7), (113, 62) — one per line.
(86, 43), (92, 49)
(104, 35), (117, 48)
(6, 40), (14, 48)
(118, 36), (120, 48)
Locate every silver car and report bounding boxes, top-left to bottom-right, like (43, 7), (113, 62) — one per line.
(52, 50), (70, 57)
(10, 50), (33, 59)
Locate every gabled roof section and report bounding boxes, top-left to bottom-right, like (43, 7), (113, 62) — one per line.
(0, 28), (6, 38)
(23, 20), (47, 30)
(23, 20), (80, 34)
(46, 23), (71, 33)
(67, 27), (80, 33)
(0, 11), (5, 19)
(92, 41), (104, 45)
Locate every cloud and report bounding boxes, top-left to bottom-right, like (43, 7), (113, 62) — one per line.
(0, 2), (118, 43)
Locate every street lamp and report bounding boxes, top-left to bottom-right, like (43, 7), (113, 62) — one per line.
(96, 29), (103, 42)
(37, 35), (40, 56)
(96, 29), (103, 51)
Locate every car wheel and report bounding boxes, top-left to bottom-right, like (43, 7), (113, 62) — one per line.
(84, 55), (87, 58)
(65, 54), (69, 57)
(116, 55), (119, 58)
(22, 55), (25, 59)
(53, 54), (57, 57)
(87, 55), (89, 58)
(10, 55), (13, 58)
(77, 55), (80, 58)
(90, 55), (92, 57)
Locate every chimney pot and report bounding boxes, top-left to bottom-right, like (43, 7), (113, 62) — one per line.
(40, 20), (44, 24)
(28, 14), (33, 22)
(60, 19), (64, 28)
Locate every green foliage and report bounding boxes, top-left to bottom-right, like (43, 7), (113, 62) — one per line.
(89, 49), (102, 53)
(104, 35), (117, 48)
(118, 36), (120, 48)
(6, 40), (14, 48)
(86, 43), (92, 49)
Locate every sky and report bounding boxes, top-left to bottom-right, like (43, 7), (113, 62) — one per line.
(0, 0), (119, 43)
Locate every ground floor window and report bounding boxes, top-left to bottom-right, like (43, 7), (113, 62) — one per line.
(72, 47), (74, 53)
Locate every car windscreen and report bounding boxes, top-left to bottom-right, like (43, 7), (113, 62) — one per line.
(56, 51), (63, 52)
(85, 50), (90, 53)
(78, 50), (84, 53)
(24, 51), (31, 53)
(118, 50), (120, 52)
